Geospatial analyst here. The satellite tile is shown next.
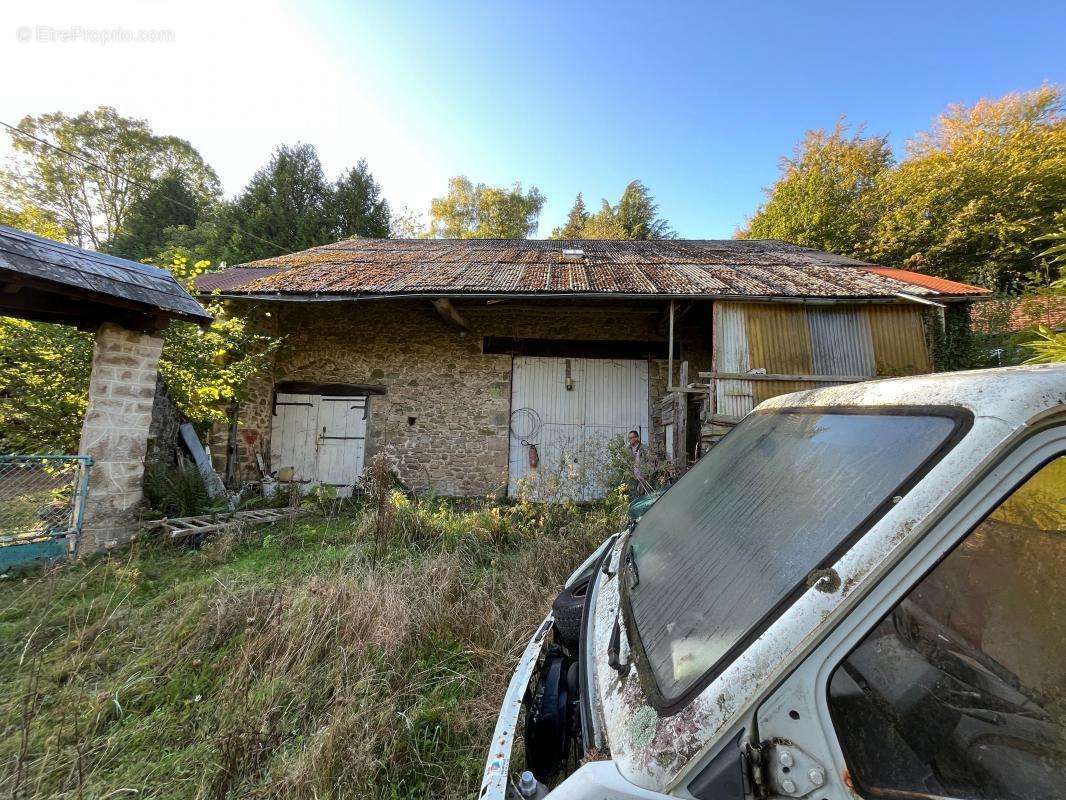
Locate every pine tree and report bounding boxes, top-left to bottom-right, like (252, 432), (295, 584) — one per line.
(330, 159), (390, 239)
(552, 193), (590, 238)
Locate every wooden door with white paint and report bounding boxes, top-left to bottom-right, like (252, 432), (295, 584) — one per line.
(270, 392), (367, 496)
(315, 396), (367, 497)
(270, 393), (319, 486)
(508, 357), (649, 500)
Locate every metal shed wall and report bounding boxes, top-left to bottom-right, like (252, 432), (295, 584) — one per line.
(712, 302), (932, 417)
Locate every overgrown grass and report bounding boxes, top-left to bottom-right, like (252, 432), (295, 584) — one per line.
(0, 490), (628, 799)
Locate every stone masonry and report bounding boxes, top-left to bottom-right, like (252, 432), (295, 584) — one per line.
(228, 299), (712, 497)
(78, 323), (163, 552)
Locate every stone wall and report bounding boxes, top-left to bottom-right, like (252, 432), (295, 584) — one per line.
(78, 323), (163, 552)
(145, 375), (185, 468)
(229, 299), (712, 496)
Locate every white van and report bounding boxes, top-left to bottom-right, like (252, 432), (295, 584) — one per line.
(482, 364), (1066, 800)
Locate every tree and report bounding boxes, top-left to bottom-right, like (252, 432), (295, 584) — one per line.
(615, 180), (674, 240)
(0, 318), (92, 452)
(740, 122), (893, 254)
(218, 143), (333, 263)
(329, 159), (390, 239)
(865, 86), (1066, 293)
(428, 176), (545, 238)
(1, 106), (219, 249)
(216, 142), (351, 263)
(553, 193), (590, 238)
(550, 180), (673, 240)
(105, 169), (210, 262)
(153, 250), (278, 432)
(1019, 231), (1066, 363)
(0, 203), (67, 241)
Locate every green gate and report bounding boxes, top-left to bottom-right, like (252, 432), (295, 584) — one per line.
(0, 455), (92, 574)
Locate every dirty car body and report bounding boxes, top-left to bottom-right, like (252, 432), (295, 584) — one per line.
(482, 364), (1066, 800)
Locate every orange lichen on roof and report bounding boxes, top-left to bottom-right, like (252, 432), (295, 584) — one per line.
(192, 238), (989, 301)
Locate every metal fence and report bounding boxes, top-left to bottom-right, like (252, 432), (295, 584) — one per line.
(0, 455), (92, 571)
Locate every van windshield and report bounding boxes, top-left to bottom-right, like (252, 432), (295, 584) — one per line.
(625, 408), (961, 704)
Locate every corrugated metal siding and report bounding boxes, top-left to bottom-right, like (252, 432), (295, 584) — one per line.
(508, 356), (648, 500)
(808, 306), (876, 378)
(744, 304), (814, 403)
(868, 305), (932, 375)
(712, 301), (931, 413)
(714, 304), (756, 418)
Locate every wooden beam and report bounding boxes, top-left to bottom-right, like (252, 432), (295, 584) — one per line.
(698, 371), (871, 383)
(431, 298), (469, 330)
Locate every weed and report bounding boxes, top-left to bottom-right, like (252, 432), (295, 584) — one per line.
(0, 494), (626, 799)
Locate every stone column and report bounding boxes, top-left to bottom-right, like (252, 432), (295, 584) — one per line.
(78, 323), (164, 553)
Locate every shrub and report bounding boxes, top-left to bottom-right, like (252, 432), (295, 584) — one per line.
(142, 461), (215, 517)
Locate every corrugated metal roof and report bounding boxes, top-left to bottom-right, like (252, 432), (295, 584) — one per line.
(194, 238), (989, 300)
(0, 224), (211, 322)
(861, 266), (988, 297)
(196, 266), (285, 292)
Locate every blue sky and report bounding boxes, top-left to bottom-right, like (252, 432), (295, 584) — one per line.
(1, 0), (1064, 238)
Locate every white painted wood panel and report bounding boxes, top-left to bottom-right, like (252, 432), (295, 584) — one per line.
(316, 396), (367, 497)
(270, 392), (367, 495)
(508, 356), (649, 500)
(270, 393), (319, 485)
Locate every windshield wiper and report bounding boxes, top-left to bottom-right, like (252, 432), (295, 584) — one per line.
(625, 547), (640, 589)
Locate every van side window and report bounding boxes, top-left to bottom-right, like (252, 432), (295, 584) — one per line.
(828, 455), (1066, 800)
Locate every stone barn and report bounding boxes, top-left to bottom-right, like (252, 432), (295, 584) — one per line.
(195, 239), (987, 499)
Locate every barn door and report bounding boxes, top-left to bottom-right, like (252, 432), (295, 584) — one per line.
(315, 396), (367, 497)
(270, 392), (367, 496)
(508, 357), (649, 501)
(270, 393), (319, 485)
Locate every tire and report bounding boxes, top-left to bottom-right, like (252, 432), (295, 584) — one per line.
(552, 576), (590, 648)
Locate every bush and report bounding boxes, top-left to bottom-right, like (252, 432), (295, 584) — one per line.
(143, 461), (216, 517)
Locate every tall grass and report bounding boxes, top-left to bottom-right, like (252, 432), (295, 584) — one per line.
(0, 491), (628, 799)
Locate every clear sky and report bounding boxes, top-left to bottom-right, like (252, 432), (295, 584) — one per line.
(1, 0), (1063, 238)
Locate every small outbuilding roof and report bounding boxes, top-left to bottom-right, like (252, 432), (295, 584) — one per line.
(195, 238), (988, 301)
(0, 224), (211, 330)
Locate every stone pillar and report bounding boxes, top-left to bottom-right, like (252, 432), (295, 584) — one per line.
(78, 323), (164, 553)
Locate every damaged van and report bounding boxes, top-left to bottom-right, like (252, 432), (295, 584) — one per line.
(481, 364), (1066, 800)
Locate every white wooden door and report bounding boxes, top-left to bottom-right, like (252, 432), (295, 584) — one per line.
(270, 392), (367, 496)
(508, 357), (649, 500)
(315, 396), (367, 497)
(270, 393), (319, 486)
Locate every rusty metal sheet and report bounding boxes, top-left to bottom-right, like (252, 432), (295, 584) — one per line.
(743, 304), (814, 404)
(869, 305), (933, 375)
(863, 266), (988, 296)
(192, 239), (987, 301)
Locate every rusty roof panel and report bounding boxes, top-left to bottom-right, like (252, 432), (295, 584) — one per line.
(192, 238), (989, 300)
(861, 266), (988, 296)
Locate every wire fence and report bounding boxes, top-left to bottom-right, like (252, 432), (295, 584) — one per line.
(0, 455), (92, 549)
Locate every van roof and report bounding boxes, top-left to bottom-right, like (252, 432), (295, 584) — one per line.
(760, 364), (1066, 428)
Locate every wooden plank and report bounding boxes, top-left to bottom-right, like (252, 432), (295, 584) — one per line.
(698, 371), (870, 383)
(180, 423), (228, 500)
